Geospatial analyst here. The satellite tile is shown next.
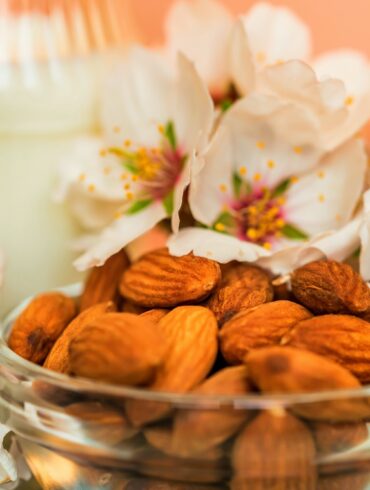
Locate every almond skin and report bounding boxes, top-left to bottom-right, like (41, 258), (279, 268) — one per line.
(207, 264), (273, 325)
(126, 306), (218, 427)
(80, 249), (130, 311)
(171, 366), (252, 456)
(69, 313), (166, 386)
(247, 346), (370, 421)
(140, 309), (169, 324)
(291, 260), (370, 315)
(282, 314), (370, 384)
(65, 401), (138, 445)
(8, 292), (77, 364)
(232, 410), (317, 490)
(220, 301), (312, 365)
(119, 248), (221, 308)
(44, 301), (116, 374)
(310, 420), (368, 457)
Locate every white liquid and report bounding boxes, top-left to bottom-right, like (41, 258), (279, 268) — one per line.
(0, 57), (102, 315)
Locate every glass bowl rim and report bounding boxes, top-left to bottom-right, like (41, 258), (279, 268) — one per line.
(1, 283), (370, 409)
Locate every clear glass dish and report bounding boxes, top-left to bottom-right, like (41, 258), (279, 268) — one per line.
(1, 285), (370, 490)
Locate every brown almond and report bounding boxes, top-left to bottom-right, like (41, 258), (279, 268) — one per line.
(282, 314), (370, 384)
(44, 301), (116, 373)
(8, 292), (77, 364)
(126, 306), (218, 427)
(140, 309), (169, 324)
(207, 264), (273, 325)
(232, 410), (317, 490)
(220, 301), (312, 365)
(69, 313), (166, 386)
(291, 260), (370, 314)
(318, 473), (370, 490)
(121, 477), (223, 490)
(247, 346), (370, 421)
(80, 249), (130, 311)
(171, 366), (252, 456)
(311, 420), (368, 456)
(65, 401), (138, 445)
(119, 248), (221, 308)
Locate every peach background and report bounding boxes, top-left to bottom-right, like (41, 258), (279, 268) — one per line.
(129, 0), (370, 57)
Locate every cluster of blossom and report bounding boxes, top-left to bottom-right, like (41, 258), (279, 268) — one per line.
(57, 0), (370, 280)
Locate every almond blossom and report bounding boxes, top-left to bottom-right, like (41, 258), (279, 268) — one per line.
(168, 97), (367, 273)
(56, 47), (213, 270)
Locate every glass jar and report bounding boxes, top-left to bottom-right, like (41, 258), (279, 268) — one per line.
(1, 286), (370, 490)
(0, 0), (133, 317)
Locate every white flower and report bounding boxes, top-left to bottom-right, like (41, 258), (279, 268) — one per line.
(169, 101), (367, 272)
(360, 189), (370, 281)
(0, 428), (30, 489)
(57, 47), (214, 270)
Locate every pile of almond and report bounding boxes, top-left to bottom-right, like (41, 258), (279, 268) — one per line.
(7, 248), (370, 489)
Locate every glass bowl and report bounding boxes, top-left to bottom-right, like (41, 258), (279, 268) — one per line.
(1, 286), (370, 490)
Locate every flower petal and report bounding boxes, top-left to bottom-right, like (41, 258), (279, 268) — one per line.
(242, 2), (311, 66)
(165, 0), (233, 96)
(102, 47), (173, 147)
(360, 190), (370, 281)
(168, 227), (269, 263)
(189, 126), (233, 226)
(173, 53), (214, 153)
(285, 138), (367, 236)
(223, 93), (323, 188)
(74, 202), (167, 270)
(229, 20), (255, 96)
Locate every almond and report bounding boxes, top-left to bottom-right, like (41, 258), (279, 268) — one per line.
(69, 313), (166, 386)
(140, 309), (169, 324)
(119, 248), (221, 308)
(8, 292), (77, 364)
(121, 477), (223, 490)
(232, 410), (317, 490)
(80, 249), (130, 311)
(282, 314), (370, 384)
(207, 264), (273, 325)
(44, 301), (116, 373)
(220, 301), (312, 365)
(318, 473), (370, 490)
(247, 346), (370, 421)
(171, 366), (252, 456)
(291, 260), (370, 314)
(126, 306), (218, 427)
(311, 421), (368, 457)
(65, 401), (138, 445)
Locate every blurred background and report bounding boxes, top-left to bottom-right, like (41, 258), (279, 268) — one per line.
(130, 0), (370, 56)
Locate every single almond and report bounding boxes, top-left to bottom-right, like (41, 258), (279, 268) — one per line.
(65, 401), (138, 445)
(171, 366), (252, 456)
(80, 249), (130, 311)
(140, 309), (169, 324)
(44, 301), (116, 373)
(232, 410), (317, 490)
(318, 473), (370, 490)
(291, 260), (370, 314)
(282, 314), (370, 384)
(247, 346), (370, 421)
(220, 300), (312, 365)
(69, 313), (166, 386)
(126, 306), (218, 427)
(119, 248), (221, 308)
(311, 420), (368, 457)
(8, 292), (77, 364)
(207, 264), (273, 325)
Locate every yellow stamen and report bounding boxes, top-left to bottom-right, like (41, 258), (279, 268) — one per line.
(114, 211), (123, 220)
(123, 183), (131, 190)
(345, 95), (355, 106)
(215, 223), (226, 232)
(291, 176), (299, 184)
(293, 146), (303, 154)
(239, 166), (247, 176)
(317, 170), (325, 179)
(78, 173), (86, 182)
(88, 184), (96, 193)
(276, 218), (285, 228)
(253, 173), (262, 182)
(263, 242), (272, 250)
(247, 228), (258, 239)
(267, 160), (276, 169)
(120, 173), (128, 181)
(256, 141), (266, 150)
(113, 126), (120, 133)
(103, 166), (111, 176)
(318, 194), (326, 203)
(131, 175), (139, 182)
(277, 197), (286, 205)
(219, 184), (227, 193)
(126, 192), (134, 200)
(158, 124), (165, 134)
(99, 149), (107, 157)
(124, 139), (132, 148)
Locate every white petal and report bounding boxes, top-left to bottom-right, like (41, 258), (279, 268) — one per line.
(242, 2), (311, 66)
(168, 227), (269, 263)
(0, 448), (17, 485)
(55, 138), (126, 230)
(189, 126), (233, 226)
(0, 249), (4, 288)
(102, 46), (173, 147)
(285, 139), (367, 236)
(74, 203), (167, 270)
(165, 0), (233, 95)
(172, 53), (214, 153)
(223, 93), (323, 188)
(360, 190), (370, 281)
(229, 20), (255, 96)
